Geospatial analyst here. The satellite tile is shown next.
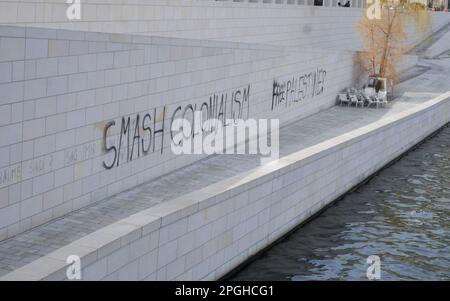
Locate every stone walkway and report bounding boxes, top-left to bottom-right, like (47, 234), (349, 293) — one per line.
(0, 54), (449, 277)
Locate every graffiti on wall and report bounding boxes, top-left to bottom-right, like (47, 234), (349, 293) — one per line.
(102, 85), (251, 169)
(102, 66), (327, 170)
(272, 68), (327, 110)
(0, 164), (22, 189)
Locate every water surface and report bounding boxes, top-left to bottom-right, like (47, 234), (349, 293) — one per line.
(231, 124), (450, 281)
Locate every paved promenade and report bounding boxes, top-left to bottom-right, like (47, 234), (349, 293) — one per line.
(0, 52), (449, 278)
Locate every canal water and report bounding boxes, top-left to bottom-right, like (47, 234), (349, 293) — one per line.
(230, 124), (450, 281)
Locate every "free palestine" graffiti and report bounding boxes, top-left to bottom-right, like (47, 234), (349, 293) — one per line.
(272, 68), (326, 110)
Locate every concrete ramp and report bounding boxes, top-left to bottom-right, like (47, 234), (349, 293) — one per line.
(425, 30), (450, 58)
(411, 21), (450, 58)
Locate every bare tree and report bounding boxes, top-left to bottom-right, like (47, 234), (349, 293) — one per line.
(358, 0), (430, 84)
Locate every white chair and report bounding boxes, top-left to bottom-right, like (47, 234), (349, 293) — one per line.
(365, 95), (377, 108)
(355, 94), (365, 107)
(373, 95), (385, 108)
(338, 93), (349, 106)
(377, 94), (388, 107)
(350, 95), (359, 107)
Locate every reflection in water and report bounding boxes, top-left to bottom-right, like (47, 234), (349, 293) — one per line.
(231, 124), (450, 281)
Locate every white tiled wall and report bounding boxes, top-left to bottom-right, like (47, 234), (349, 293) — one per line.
(0, 1), (449, 240)
(3, 92), (448, 281)
(0, 1), (448, 51)
(0, 26), (357, 240)
(69, 96), (450, 281)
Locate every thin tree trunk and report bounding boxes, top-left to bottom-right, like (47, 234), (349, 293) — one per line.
(379, 10), (397, 77)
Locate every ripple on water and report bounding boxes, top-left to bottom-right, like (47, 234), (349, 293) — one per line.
(230, 125), (450, 281)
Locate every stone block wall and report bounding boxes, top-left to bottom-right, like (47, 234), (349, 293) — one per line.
(2, 92), (448, 281)
(0, 25), (356, 240)
(0, 1), (448, 240)
(0, 1), (448, 51)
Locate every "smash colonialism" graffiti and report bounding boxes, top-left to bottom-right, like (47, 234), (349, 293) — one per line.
(102, 85), (251, 169)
